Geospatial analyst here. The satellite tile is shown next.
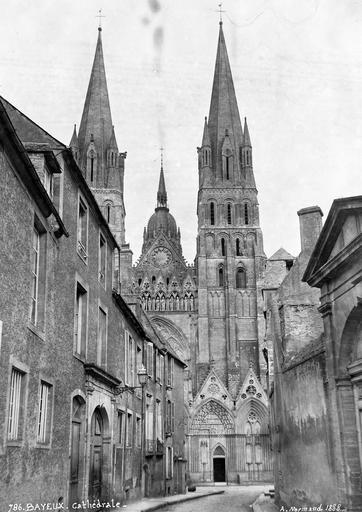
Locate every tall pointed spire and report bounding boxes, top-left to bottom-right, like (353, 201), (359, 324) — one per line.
(243, 117), (251, 146)
(157, 159), (168, 208)
(77, 27), (113, 166)
(201, 117), (211, 147)
(208, 23), (243, 176)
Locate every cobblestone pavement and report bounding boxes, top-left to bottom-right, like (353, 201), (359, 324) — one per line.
(163, 485), (270, 512)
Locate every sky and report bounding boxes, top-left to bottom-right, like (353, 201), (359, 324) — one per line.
(1, 0), (362, 263)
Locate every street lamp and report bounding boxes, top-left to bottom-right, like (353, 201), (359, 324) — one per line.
(114, 364), (148, 395)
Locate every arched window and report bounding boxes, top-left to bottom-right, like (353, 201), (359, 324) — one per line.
(103, 201), (113, 224)
(90, 151), (94, 182)
(236, 267), (246, 289)
(244, 203), (249, 225)
(221, 238), (226, 256)
(210, 202), (215, 225)
(218, 266), (224, 287)
(227, 204), (232, 225)
(138, 278), (142, 286)
(236, 238), (241, 256)
(152, 276), (156, 284)
(225, 156), (230, 180)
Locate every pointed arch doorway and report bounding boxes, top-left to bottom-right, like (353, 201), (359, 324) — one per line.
(213, 445), (226, 482)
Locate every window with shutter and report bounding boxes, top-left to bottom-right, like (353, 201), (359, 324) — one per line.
(147, 343), (154, 378)
(171, 401), (175, 433)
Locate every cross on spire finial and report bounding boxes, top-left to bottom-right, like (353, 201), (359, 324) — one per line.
(96, 9), (105, 30)
(217, 3), (225, 24)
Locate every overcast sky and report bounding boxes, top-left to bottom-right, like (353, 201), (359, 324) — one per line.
(1, 0), (362, 262)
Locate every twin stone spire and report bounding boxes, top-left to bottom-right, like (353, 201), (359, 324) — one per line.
(69, 21), (257, 246)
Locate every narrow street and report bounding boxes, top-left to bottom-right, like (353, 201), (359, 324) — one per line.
(163, 485), (270, 512)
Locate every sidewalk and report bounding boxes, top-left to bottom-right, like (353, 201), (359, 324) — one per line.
(252, 492), (279, 512)
(117, 488), (225, 512)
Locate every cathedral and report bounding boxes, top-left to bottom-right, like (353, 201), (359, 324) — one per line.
(71, 20), (272, 484)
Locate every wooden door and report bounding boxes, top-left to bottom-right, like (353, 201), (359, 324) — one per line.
(69, 421), (81, 505)
(213, 457), (225, 482)
(90, 410), (103, 500)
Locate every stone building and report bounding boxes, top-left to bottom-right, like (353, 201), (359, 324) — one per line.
(267, 197), (362, 510)
(0, 94), (184, 507)
(303, 196), (362, 511)
(69, 24), (187, 501)
(130, 21), (273, 484)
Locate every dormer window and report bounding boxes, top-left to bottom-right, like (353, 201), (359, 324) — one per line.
(43, 166), (53, 199)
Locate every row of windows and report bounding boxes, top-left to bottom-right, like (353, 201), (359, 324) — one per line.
(209, 202), (251, 226)
(218, 237), (246, 256)
(30, 208), (108, 334)
(124, 333), (174, 388)
(86, 149), (118, 183)
(118, 409), (142, 448)
(77, 197), (108, 285)
(7, 367), (52, 445)
(145, 396), (175, 445)
(218, 266), (247, 288)
(200, 147), (252, 170)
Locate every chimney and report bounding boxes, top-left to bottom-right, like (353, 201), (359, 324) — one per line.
(297, 206), (323, 253)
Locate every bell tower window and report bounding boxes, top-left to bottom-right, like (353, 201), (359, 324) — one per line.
(103, 201), (113, 224)
(210, 202), (215, 225)
(227, 204), (232, 225)
(236, 268), (246, 289)
(218, 266), (224, 287)
(90, 152), (94, 183)
(226, 156), (230, 180)
(236, 238), (241, 256)
(244, 204), (249, 225)
(221, 238), (226, 256)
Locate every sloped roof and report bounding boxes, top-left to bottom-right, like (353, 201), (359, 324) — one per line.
(269, 247), (295, 261)
(303, 196), (362, 286)
(1, 96), (64, 149)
